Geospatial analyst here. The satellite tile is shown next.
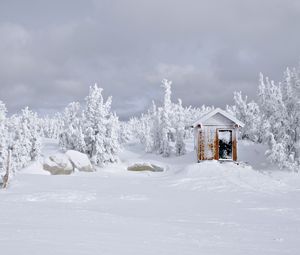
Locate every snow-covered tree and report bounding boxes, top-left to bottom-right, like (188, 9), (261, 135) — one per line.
(59, 102), (83, 151)
(159, 79), (172, 157)
(281, 67), (300, 164)
(258, 73), (288, 143)
(149, 101), (161, 152)
(128, 79), (213, 157)
(2, 107), (42, 174)
(58, 84), (120, 167)
(83, 84), (119, 166)
(74, 126), (86, 153)
(174, 99), (186, 156)
(103, 113), (120, 163)
(20, 107), (41, 161)
(39, 114), (63, 139)
(229, 91), (262, 142)
(118, 121), (133, 144)
(230, 67), (300, 171)
(0, 101), (8, 175)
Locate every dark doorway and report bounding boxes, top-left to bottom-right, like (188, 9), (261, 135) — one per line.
(218, 130), (233, 160)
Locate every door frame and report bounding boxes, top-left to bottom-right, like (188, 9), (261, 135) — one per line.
(216, 128), (234, 161)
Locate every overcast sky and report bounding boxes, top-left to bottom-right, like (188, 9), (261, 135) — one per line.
(0, 0), (299, 119)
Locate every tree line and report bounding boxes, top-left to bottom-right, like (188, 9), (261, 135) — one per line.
(1, 64), (299, 181)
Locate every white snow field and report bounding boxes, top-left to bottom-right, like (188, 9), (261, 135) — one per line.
(1, 139), (300, 255)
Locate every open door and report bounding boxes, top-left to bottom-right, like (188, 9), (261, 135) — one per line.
(218, 130), (233, 160)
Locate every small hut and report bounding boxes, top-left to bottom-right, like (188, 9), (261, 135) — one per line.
(192, 108), (244, 162)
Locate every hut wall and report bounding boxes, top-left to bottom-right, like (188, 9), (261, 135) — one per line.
(203, 126), (215, 160)
(197, 125), (237, 161)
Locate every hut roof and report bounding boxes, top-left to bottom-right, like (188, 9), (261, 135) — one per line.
(192, 108), (245, 128)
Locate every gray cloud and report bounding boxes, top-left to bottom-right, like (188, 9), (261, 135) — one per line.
(0, 0), (300, 119)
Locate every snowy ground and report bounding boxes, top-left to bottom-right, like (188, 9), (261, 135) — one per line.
(1, 139), (300, 255)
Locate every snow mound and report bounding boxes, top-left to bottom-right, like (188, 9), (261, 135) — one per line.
(66, 150), (94, 172)
(127, 163), (164, 172)
(238, 140), (276, 170)
(43, 154), (74, 175)
(170, 161), (287, 193)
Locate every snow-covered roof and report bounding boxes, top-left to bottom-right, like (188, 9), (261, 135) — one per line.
(192, 108), (245, 127)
